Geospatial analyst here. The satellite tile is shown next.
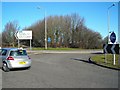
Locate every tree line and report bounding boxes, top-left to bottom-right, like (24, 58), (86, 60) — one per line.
(1, 13), (107, 49)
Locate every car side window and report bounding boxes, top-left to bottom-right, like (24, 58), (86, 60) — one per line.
(1, 49), (7, 56)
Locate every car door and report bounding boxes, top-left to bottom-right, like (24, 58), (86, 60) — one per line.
(1, 49), (8, 64)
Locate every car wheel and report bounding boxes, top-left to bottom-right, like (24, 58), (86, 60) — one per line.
(26, 66), (31, 70)
(2, 63), (10, 72)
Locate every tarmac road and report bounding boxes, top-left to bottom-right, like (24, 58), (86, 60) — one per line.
(2, 53), (118, 88)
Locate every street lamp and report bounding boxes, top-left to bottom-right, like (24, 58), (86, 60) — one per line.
(107, 3), (115, 44)
(37, 7), (47, 49)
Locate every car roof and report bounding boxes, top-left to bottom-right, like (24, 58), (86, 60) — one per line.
(1, 48), (26, 51)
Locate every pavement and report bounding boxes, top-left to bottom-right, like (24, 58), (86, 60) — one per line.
(2, 53), (118, 88)
(27, 49), (103, 54)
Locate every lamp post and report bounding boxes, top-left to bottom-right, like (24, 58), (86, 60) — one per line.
(107, 3), (115, 44)
(37, 7), (47, 49)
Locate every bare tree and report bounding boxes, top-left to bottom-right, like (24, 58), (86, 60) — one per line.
(2, 21), (20, 47)
(25, 13), (103, 49)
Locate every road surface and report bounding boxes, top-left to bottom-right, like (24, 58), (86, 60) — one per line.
(2, 53), (118, 88)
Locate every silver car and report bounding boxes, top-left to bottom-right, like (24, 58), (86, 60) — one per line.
(0, 48), (31, 72)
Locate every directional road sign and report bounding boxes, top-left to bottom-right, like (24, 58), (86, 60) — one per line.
(14, 31), (19, 39)
(48, 37), (51, 43)
(103, 44), (119, 54)
(110, 32), (116, 44)
(14, 31), (32, 40)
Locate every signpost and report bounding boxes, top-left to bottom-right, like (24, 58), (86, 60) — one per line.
(110, 32), (116, 44)
(103, 44), (119, 54)
(110, 32), (117, 65)
(103, 44), (119, 65)
(104, 32), (118, 65)
(15, 31), (32, 51)
(48, 37), (51, 43)
(16, 31), (32, 40)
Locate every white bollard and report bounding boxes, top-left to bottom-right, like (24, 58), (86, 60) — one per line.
(113, 54), (115, 65)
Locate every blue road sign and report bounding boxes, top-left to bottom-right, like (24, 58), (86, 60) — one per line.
(110, 32), (116, 44)
(48, 37), (51, 43)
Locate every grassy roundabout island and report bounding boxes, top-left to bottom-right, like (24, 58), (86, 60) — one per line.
(91, 54), (120, 69)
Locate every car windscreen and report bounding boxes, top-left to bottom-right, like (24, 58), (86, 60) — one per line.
(10, 50), (27, 56)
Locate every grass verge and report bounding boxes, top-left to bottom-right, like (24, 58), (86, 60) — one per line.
(31, 47), (102, 51)
(32, 47), (78, 50)
(91, 54), (120, 69)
